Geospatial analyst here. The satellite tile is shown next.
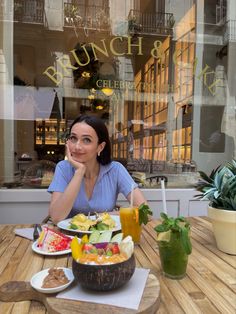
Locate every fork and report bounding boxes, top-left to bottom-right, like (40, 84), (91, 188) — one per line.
(33, 224), (42, 241)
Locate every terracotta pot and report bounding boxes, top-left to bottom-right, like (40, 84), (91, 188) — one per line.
(208, 206), (236, 255)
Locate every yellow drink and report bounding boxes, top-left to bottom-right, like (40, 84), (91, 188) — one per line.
(119, 207), (142, 243)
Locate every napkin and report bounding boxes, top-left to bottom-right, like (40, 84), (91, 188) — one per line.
(14, 228), (34, 240)
(57, 267), (150, 310)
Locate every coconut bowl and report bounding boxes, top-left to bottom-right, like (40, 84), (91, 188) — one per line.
(72, 254), (136, 291)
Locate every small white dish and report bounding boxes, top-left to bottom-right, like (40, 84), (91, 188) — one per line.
(30, 267), (74, 294)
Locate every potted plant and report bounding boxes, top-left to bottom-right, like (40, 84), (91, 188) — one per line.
(196, 159), (236, 254)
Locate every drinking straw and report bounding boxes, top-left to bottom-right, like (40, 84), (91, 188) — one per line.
(160, 179), (168, 214)
(130, 183), (134, 208)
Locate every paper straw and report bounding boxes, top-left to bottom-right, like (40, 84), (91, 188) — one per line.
(160, 179), (167, 214)
(130, 183), (134, 208)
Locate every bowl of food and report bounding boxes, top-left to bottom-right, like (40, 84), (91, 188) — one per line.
(71, 232), (135, 291)
(30, 267), (74, 294)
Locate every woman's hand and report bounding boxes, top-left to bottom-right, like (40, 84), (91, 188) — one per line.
(66, 143), (86, 175)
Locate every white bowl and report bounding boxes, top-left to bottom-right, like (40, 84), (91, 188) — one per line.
(30, 267), (74, 294)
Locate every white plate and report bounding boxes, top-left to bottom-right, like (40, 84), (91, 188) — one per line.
(32, 238), (72, 256)
(57, 214), (121, 234)
(30, 267), (74, 294)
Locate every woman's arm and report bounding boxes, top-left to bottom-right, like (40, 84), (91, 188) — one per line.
(49, 168), (85, 223)
(49, 144), (86, 223)
(126, 187), (147, 207)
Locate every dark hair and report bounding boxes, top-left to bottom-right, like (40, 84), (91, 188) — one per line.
(69, 115), (111, 165)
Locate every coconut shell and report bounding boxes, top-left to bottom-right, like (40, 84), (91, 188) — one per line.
(72, 254), (136, 291)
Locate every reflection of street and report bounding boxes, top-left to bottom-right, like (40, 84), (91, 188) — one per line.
(131, 171), (199, 188)
(114, 122), (124, 142)
(128, 123), (134, 161)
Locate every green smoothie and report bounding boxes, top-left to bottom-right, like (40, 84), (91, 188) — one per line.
(158, 231), (188, 279)
(155, 213), (192, 279)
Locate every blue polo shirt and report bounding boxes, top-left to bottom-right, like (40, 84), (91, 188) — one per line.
(48, 160), (137, 217)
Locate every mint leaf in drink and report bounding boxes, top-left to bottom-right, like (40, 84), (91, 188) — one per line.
(154, 224), (170, 233)
(160, 212), (168, 220)
(138, 203), (152, 225)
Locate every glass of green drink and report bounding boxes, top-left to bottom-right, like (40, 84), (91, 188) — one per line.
(154, 213), (192, 280)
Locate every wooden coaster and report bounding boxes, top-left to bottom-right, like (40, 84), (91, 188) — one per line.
(0, 274), (160, 314)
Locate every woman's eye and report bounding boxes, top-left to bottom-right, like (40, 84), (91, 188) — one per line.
(69, 136), (77, 143)
(83, 138), (91, 144)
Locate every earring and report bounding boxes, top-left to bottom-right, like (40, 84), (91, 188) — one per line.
(98, 151), (100, 157)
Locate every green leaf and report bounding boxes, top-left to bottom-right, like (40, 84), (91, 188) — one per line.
(154, 224), (170, 233)
(69, 223), (79, 230)
(160, 212), (168, 221)
(139, 204), (153, 225)
(198, 171), (213, 184)
(175, 216), (186, 223)
(96, 222), (109, 231)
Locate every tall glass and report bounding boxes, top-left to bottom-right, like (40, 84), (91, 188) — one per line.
(119, 207), (141, 243)
(158, 231), (189, 279)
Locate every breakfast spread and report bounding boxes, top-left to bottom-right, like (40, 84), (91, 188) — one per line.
(42, 268), (69, 288)
(37, 227), (72, 252)
(69, 213), (116, 231)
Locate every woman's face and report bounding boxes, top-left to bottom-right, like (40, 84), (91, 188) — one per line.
(68, 122), (105, 164)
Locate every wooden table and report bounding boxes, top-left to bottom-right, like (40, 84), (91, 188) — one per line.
(0, 217), (235, 313)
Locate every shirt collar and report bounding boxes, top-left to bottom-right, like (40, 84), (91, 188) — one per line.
(98, 162), (114, 181)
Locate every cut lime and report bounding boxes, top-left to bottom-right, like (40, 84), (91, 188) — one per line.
(157, 230), (171, 242)
(97, 230), (112, 243)
(89, 230), (100, 243)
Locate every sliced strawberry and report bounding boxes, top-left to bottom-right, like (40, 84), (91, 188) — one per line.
(83, 243), (94, 252)
(111, 244), (120, 254)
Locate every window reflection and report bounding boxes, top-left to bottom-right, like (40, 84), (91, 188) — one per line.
(0, 0), (235, 189)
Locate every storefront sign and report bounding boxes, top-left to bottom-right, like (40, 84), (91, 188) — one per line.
(43, 36), (222, 96)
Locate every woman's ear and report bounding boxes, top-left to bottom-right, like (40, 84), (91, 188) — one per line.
(98, 141), (106, 154)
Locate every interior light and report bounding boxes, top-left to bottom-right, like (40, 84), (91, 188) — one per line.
(81, 71), (91, 78)
(101, 87), (114, 96)
(88, 94), (95, 100)
(95, 105), (104, 110)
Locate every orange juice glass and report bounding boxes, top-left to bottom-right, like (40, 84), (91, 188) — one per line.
(119, 207), (142, 243)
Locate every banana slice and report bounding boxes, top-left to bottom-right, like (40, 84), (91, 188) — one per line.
(119, 237), (134, 259)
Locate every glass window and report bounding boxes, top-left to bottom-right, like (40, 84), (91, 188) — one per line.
(0, 0), (235, 189)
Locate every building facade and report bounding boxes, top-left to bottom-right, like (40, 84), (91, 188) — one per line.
(0, 0), (235, 191)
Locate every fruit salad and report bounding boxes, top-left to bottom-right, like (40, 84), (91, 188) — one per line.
(71, 232), (134, 265)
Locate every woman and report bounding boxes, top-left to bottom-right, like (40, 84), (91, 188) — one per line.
(48, 115), (146, 223)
